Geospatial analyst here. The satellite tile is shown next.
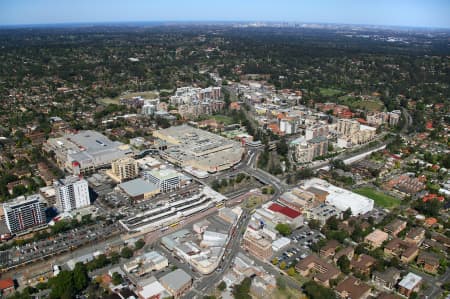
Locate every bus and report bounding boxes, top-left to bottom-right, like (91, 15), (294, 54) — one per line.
(169, 221), (180, 228)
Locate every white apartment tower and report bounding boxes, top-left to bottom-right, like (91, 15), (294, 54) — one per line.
(3, 194), (47, 234)
(55, 176), (90, 212)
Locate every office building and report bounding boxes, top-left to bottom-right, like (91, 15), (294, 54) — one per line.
(243, 230), (273, 261)
(3, 195), (46, 234)
(143, 168), (181, 192)
(55, 176), (90, 212)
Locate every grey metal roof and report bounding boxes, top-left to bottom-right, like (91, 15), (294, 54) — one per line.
(119, 178), (159, 197)
(159, 269), (192, 291)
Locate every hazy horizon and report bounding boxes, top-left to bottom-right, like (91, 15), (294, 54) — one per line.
(1, 0), (450, 29)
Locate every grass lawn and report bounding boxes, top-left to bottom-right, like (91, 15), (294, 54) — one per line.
(354, 187), (401, 209)
(319, 88), (344, 97)
(211, 114), (235, 125)
(271, 286), (306, 299)
(338, 95), (384, 111)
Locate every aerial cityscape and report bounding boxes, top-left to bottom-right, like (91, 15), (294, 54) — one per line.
(0, 1), (449, 299)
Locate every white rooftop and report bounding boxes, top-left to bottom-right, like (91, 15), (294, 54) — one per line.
(399, 272), (422, 290)
(302, 178), (374, 215)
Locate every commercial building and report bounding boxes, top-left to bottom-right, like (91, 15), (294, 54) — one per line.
(0, 279), (15, 297)
(118, 178), (160, 200)
(201, 230), (228, 247)
(279, 188), (317, 212)
(108, 157), (139, 183)
(159, 269), (192, 298)
(154, 125), (243, 172)
(124, 251), (168, 276)
(44, 130), (132, 175)
(398, 273), (422, 297)
(143, 168), (181, 192)
(3, 194), (46, 234)
(302, 178), (374, 215)
(266, 203), (303, 228)
(54, 176), (90, 212)
(305, 203), (341, 225)
(137, 277), (171, 299)
(243, 230), (273, 261)
(272, 237), (291, 252)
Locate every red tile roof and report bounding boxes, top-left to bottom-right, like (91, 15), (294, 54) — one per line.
(357, 118), (368, 124)
(0, 279), (14, 290)
(268, 203), (301, 219)
(425, 217), (437, 226)
(422, 194), (444, 203)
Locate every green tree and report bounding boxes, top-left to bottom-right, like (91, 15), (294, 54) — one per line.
(112, 272), (123, 286)
(303, 281), (336, 299)
(120, 246), (133, 259)
(287, 267), (296, 276)
(217, 281), (227, 291)
(233, 277), (252, 299)
(343, 208), (352, 220)
(275, 223), (292, 236)
(110, 251), (120, 264)
(279, 261), (287, 270)
(48, 270), (76, 299)
(308, 219), (321, 230)
(134, 239), (145, 250)
(73, 263), (89, 292)
(337, 255), (351, 274)
(276, 137), (289, 156)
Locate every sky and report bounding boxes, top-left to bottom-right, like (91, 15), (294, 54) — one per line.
(1, 0), (450, 28)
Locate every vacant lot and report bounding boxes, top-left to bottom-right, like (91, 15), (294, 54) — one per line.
(354, 187), (401, 209)
(98, 91), (159, 105)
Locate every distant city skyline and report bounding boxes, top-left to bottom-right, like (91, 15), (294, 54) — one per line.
(1, 0), (450, 29)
